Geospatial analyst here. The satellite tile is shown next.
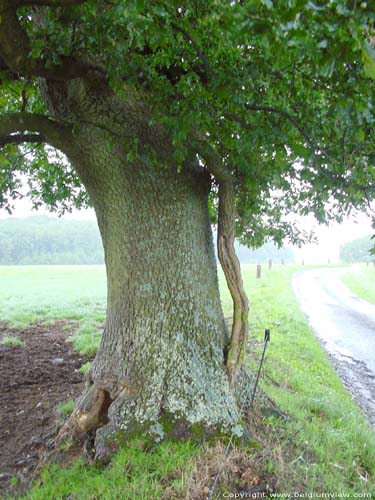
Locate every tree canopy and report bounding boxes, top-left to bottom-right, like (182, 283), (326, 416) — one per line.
(0, 0), (374, 247)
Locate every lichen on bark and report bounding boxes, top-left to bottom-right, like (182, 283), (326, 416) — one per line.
(37, 77), (249, 460)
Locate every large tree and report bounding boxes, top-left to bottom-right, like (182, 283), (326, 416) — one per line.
(0, 0), (374, 460)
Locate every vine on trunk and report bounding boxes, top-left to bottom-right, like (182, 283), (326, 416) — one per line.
(217, 181), (249, 382)
(195, 137), (249, 382)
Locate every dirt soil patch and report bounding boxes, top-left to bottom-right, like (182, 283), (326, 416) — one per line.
(0, 321), (92, 498)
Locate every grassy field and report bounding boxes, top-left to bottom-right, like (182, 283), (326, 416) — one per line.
(0, 265), (106, 354)
(1, 264), (375, 498)
(341, 264), (375, 304)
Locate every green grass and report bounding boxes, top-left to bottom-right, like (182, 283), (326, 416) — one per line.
(222, 265), (375, 494)
(341, 264), (375, 304)
(1, 264), (374, 498)
(0, 265), (106, 354)
(0, 335), (25, 347)
(21, 440), (198, 500)
(57, 400), (75, 417)
(80, 361), (92, 375)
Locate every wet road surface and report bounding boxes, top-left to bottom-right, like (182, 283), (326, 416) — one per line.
(292, 267), (375, 425)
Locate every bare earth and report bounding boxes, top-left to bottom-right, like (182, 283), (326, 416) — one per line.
(0, 322), (92, 497)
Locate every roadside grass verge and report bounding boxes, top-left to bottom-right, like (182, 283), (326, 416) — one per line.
(1, 264), (375, 498)
(341, 264), (375, 304)
(219, 265), (375, 495)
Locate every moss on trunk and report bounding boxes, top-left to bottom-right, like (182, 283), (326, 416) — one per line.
(42, 80), (241, 460)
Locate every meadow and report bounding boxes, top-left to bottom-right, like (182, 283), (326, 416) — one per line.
(0, 264), (374, 499)
(0, 265), (106, 354)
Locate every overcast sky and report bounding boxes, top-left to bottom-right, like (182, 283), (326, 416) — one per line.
(0, 197), (373, 265)
(293, 212), (373, 264)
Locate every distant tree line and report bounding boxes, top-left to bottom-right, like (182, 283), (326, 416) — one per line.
(0, 216), (104, 265)
(340, 235), (374, 263)
(211, 230), (294, 264)
(0, 217), (295, 265)
(233, 240), (294, 264)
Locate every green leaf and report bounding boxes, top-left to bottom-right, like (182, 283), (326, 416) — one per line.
(363, 42), (375, 81)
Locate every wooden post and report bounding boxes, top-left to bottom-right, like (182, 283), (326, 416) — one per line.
(256, 264), (262, 279)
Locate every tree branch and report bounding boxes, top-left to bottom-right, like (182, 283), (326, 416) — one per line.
(171, 22), (218, 79)
(0, 112), (73, 151)
(245, 104), (317, 151)
(244, 103), (332, 160)
(222, 112), (254, 131)
(168, 22), (326, 164)
(0, 0), (103, 81)
(0, 132), (45, 147)
(0, 55), (22, 81)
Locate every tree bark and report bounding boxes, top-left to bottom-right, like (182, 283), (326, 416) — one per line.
(38, 80), (241, 460)
(69, 154), (238, 459)
(217, 181), (249, 382)
(192, 136), (249, 383)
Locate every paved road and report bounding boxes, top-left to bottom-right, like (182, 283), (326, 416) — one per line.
(292, 267), (375, 425)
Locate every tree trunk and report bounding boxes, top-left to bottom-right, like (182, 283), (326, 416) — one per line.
(41, 80), (240, 460)
(57, 144), (238, 460)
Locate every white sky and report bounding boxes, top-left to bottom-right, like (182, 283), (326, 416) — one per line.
(292, 212), (373, 264)
(0, 198), (97, 221)
(0, 198), (373, 265)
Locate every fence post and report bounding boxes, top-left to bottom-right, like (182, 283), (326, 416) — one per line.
(256, 264), (262, 279)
